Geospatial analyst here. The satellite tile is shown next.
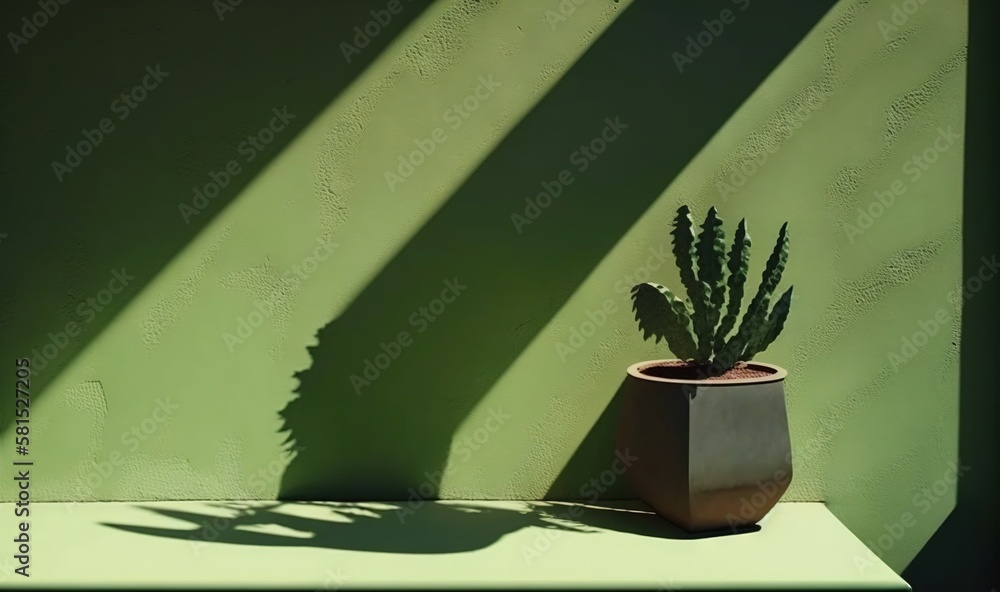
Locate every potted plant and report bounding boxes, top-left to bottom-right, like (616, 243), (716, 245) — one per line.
(617, 204), (794, 533)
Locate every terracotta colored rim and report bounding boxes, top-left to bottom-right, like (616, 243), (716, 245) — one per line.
(627, 359), (787, 385)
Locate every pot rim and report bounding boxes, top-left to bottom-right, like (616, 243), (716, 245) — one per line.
(627, 358), (787, 385)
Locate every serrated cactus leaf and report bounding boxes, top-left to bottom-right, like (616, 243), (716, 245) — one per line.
(713, 221), (789, 369)
(671, 205), (713, 363)
(742, 285), (793, 360)
(714, 217), (751, 353)
(630, 282), (698, 361)
(671, 206), (702, 303)
(695, 206), (727, 358)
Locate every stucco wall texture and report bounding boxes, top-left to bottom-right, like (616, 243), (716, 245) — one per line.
(0, 0), (966, 574)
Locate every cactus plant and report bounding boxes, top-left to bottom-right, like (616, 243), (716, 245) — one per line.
(631, 205), (793, 376)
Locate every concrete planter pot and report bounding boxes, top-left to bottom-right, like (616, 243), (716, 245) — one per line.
(616, 358), (793, 533)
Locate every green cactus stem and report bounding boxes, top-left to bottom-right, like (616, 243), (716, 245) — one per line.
(631, 205), (793, 375)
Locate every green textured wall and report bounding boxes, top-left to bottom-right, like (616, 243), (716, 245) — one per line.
(0, 0), (967, 574)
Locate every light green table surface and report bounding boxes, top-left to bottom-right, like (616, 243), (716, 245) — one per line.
(0, 500), (908, 589)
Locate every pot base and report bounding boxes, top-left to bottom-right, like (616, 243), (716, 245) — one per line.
(617, 359), (793, 533)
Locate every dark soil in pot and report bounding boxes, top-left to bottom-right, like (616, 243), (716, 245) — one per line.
(637, 360), (778, 381)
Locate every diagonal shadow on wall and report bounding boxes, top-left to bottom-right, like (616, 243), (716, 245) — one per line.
(0, 0), (434, 437)
(277, 0), (839, 502)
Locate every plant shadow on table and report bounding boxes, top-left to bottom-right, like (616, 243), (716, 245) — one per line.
(101, 501), (595, 554)
(100, 499), (757, 554)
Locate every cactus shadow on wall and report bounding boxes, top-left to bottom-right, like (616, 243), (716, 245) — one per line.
(277, 0), (839, 502)
(0, 0), (435, 436)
